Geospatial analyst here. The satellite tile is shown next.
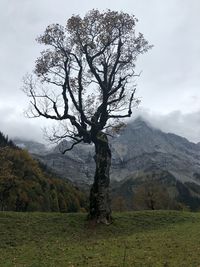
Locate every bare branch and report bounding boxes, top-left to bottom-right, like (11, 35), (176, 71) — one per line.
(108, 38), (123, 88)
(108, 88), (136, 119)
(60, 139), (83, 154)
(84, 45), (105, 90)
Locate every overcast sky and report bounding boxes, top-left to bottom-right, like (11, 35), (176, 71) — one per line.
(1, 0), (200, 143)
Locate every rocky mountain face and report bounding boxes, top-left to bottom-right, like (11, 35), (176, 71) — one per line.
(110, 118), (200, 184)
(14, 117), (200, 187)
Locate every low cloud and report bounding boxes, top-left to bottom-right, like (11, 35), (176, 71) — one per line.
(0, 104), (200, 144)
(133, 108), (200, 143)
(0, 105), (45, 142)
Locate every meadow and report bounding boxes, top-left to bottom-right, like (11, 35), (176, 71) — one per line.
(1, 211), (200, 267)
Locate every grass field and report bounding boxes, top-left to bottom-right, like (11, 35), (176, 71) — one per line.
(1, 211), (200, 267)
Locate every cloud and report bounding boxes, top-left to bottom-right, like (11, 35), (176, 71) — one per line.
(133, 108), (200, 143)
(0, 105), (45, 142)
(0, 0), (200, 143)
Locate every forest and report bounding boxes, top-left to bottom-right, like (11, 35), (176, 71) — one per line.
(0, 132), (87, 212)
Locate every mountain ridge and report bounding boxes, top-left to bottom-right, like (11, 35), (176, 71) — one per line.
(13, 117), (200, 187)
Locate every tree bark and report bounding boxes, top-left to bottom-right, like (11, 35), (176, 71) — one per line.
(89, 132), (112, 224)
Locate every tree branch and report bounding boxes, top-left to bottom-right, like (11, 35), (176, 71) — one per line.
(108, 89), (136, 119)
(60, 138), (83, 154)
(84, 45), (105, 90)
(108, 38), (123, 88)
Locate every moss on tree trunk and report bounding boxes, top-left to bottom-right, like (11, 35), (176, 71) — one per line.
(89, 132), (112, 224)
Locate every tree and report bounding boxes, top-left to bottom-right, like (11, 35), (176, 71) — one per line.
(133, 182), (171, 210)
(23, 9), (152, 224)
(112, 196), (127, 212)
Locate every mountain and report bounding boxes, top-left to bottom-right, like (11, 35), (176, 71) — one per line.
(26, 117), (200, 188)
(12, 120), (200, 210)
(110, 117), (200, 184)
(13, 138), (49, 155)
(30, 141), (95, 185)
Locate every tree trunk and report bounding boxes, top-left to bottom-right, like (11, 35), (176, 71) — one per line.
(89, 132), (112, 224)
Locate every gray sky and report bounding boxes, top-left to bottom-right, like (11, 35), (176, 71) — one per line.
(1, 0), (200, 142)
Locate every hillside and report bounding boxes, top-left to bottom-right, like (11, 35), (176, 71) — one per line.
(0, 131), (87, 212)
(1, 211), (200, 266)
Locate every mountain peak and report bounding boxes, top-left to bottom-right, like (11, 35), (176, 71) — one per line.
(131, 116), (153, 129)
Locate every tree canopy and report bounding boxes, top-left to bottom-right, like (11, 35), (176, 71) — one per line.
(23, 9), (152, 148)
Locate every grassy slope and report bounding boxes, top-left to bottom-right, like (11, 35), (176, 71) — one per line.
(1, 211), (200, 267)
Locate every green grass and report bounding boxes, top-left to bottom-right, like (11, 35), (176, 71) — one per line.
(1, 211), (200, 266)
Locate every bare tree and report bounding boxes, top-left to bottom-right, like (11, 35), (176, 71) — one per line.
(23, 9), (152, 224)
(133, 182), (171, 211)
